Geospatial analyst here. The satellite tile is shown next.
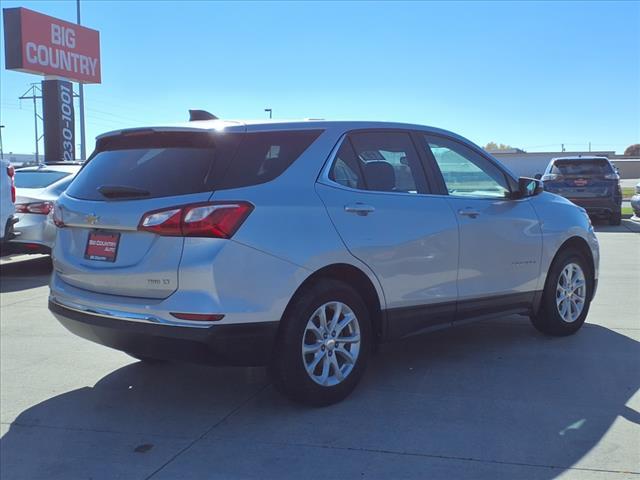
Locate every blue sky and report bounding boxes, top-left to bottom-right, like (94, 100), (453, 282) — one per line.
(1, 1), (639, 156)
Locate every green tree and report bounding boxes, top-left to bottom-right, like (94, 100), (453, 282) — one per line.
(484, 142), (513, 151)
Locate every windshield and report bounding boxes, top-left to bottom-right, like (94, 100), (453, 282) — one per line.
(551, 160), (613, 176)
(15, 170), (71, 189)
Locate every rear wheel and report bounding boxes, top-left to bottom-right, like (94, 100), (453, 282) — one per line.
(530, 249), (593, 336)
(270, 279), (372, 406)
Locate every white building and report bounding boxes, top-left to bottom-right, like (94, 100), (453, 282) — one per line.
(488, 149), (640, 179)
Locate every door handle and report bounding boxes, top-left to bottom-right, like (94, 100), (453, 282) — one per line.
(345, 203), (375, 216)
(458, 209), (480, 218)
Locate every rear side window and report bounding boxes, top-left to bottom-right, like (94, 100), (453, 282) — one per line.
(67, 130), (321, 201)
(329, 140), (364, 189)
(347, 131), (428, 194)
(15, 171), (70, 188)
(551, 160), (613, 176)
(217, 130), (322, 189)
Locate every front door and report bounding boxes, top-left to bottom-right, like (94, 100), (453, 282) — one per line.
(420, 134), (543, 318)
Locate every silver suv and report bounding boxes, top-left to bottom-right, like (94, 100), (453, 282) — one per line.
(49, 118), (600, 405)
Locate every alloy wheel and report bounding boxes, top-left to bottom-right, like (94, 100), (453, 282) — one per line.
(556, 262), (587, 323)
(301, 301), (361, 387)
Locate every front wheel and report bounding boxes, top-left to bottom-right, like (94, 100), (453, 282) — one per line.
(530, 249), (593, 336)
(270, 279), (372, 406)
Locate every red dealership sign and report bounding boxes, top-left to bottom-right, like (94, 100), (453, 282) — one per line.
(3, 7), (101, 84)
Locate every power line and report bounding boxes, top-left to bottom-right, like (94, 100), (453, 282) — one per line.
(18, 84), (43, 164)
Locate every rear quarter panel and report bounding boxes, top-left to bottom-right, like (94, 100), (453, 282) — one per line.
(209, 127), (387, 313)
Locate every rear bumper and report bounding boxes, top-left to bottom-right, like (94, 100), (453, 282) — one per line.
(49, 299), (279, 366)
(11, 212), (55, 248)
(2, 215), (18, 241)
(566, 197), (620, 217)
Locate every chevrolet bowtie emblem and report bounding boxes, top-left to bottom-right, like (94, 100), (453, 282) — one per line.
(86, 214), (100, 225)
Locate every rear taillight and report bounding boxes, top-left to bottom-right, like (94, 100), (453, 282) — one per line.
(15, 201), (53, 215)
(7, 165), (16, 203)
(52, 203), (66, 227)
(541, 173), (560, 181)
(138, 202), (253, 238)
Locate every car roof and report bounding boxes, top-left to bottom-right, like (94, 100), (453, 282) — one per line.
(551, 156), (610, 162)
(16, 164), (82, 174)
(95, 119), (469, 142)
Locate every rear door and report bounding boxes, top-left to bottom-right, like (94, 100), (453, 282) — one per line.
(54, 131), (241, 299)
(316, 130), (459, 338)
(419, 134), (542, 315)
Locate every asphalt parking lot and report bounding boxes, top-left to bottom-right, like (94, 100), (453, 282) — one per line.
(1, 221), (639, 480)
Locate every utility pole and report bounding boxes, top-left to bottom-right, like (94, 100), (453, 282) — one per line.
(561, 143), (565, 152)
(19, 84), (43, 165)
(589, 142), (591, 152)
(0, 125), (4, 160)
(77, 0), (86, 160)
(264, 108), (272, 119)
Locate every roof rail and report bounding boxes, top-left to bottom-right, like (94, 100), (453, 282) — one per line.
(189, 109), (219, 121)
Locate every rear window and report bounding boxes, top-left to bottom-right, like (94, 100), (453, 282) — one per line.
(15, 170), (70, 189)
(551, 160), (613, 176)
(66, 130), (322, 201)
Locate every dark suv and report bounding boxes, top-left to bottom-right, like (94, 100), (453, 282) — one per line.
(540, 156), (622, 225)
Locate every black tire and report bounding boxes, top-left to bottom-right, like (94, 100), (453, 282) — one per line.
(270, 279), (372, 406)
(530, 248), (593, 336)
(609, 210), (622, 226)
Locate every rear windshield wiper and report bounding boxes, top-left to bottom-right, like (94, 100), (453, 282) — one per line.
(97, 185), (151, 199)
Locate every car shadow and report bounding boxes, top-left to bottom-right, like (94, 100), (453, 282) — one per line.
(593, 218), (640, 233)
(0, 321), (638, 478)
(0, 255), (52, 293)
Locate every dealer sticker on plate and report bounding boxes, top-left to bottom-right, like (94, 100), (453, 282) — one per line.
(84, 231), (120, 262)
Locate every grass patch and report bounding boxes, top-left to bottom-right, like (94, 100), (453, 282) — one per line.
(622, 187), (635, 200)
(622, 206), (634, 216)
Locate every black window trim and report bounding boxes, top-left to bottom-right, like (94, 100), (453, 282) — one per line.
(417, 131), (521, 200)
(319, 128), (433, 196)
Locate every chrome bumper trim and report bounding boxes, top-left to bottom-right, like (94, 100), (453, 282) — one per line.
(49, 296), (216, 328)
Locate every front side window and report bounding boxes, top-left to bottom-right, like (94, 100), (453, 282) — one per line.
(423, 136), (510, 198)
(348, 132), (427, 194)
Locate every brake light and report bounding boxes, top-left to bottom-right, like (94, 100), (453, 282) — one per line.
(52, 203), (66, 227)
(7, 165), (16, 203)
(138, 202), (253, 238)
(15, 201), (53, 215)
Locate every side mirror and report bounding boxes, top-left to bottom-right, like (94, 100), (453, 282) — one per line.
(517, 177), (543, 198)
(534, 173), (542, 180)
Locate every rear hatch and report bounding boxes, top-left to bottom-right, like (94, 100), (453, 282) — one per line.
(53, 127), (323, 299)
(544, 159), (617, 198)
(54, 129), (243, 299)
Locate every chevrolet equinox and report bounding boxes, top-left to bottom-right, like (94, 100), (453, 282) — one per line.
(49, 118), (600, 405)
